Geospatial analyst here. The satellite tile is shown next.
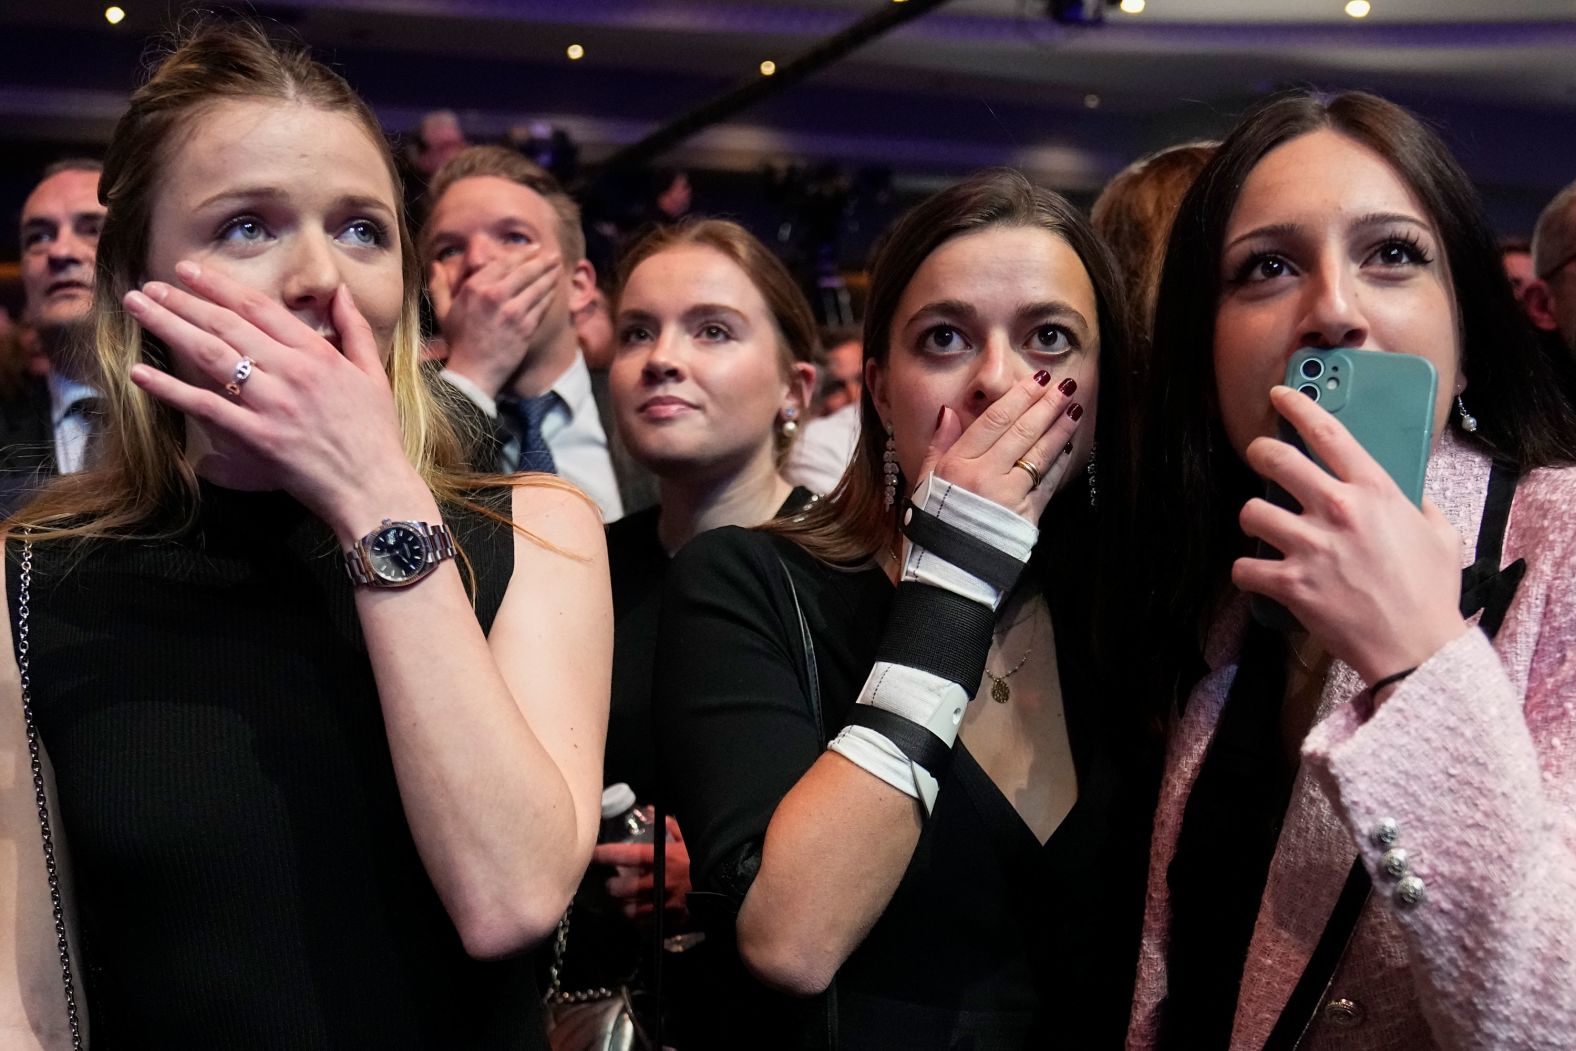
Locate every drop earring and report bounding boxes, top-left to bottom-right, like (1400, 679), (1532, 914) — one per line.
(1456, 394), (1479, 433)
(780, 405), (799, 437)
(1085, 441), (1099, 510)
(883, 424), (899, 510)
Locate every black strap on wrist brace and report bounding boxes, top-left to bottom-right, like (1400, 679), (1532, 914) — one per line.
(901, 500), (1025, 595)
(845, 705), (955, 779)
(875, 581), (995, 689)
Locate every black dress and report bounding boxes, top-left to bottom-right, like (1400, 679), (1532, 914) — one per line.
(5, 484), (546, 1050)
(655, 524), (1154, 1051)
(554, 488), (816, 1010)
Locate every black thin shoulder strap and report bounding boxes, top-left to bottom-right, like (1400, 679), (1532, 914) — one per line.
(1264, 460), (1523, 1051)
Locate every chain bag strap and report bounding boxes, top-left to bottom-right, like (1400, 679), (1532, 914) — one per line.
(14, 533), (85, 1049)
(542, 904), (645, 1051)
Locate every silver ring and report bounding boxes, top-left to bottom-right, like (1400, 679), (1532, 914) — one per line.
(1013, 458), (1042, 490)
(225, 356), (254, 397)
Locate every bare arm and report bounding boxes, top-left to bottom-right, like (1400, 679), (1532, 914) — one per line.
(357, 482), (611, 959)
(122, 263), (611, 960)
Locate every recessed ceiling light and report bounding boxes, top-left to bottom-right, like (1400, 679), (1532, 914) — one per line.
(104, 5), (126, 24)
(566, 43), (585, 60)
(760, 60), (777, 76)
(1119, 0), (1145, 13)
(1084, 93), (1101, 109)
(1345, 0), (1371, 17)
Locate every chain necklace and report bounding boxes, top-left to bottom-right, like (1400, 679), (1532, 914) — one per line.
(984, 605), (1037, 704)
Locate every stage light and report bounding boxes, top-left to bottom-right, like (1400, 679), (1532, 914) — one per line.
(1084, 93), (1101, 109)
(1119, 0), (1145, 12)
(760, 60), (777, 76)
(104, 5), (126, 24)
(566, 43), (585, 60)
(1345, 0), (1371, 17)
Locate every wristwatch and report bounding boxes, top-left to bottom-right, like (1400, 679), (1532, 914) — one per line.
(343, 518), (457, 588)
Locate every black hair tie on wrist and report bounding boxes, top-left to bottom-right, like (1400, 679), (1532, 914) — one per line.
(1357, 666), (1417, 719)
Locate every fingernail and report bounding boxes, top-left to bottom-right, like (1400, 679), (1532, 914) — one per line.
(1063, 441), (1074, 456)
(1058, 377), (1077, 396)
(123, 290), (149, 311)
(1068, 403), (1084, 422)
(935, 405), (946, 427)
(144, 282), (169, 303)
(174, 260), (200, 282)
(1033, 370), (1051, 386)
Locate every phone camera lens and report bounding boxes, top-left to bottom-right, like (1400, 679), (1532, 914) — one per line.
(1299, 357), (1324, 380)
(1297, 383), (1320, 401)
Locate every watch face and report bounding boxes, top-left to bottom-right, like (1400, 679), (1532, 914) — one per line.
(368, 524), (428, 582)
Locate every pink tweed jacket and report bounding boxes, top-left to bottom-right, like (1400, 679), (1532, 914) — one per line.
(1127, 431), (1576, 1051)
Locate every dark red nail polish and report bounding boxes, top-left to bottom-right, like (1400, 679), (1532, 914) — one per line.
(1033, 370), (1051, 386)
(1058, 377), (1077, 396)
(1063, 441), (1074, 456)
(1068, 402), (1084, 421)
(936, 405), (946, 427)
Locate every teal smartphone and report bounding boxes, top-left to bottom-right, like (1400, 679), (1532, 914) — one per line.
(1251, 347), (1438, 631)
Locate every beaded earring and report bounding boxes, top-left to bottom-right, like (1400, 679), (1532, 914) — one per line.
(883, 425), (899, 510)
(1086, 441), (1099, 509)
(781, 405), (799, 437)
(1456, 394), (1479, 434)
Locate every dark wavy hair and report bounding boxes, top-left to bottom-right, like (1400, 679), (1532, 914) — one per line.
(1128, 89), (1576, 709)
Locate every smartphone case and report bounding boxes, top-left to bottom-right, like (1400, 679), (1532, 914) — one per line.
(1251, 347), (1438, 630)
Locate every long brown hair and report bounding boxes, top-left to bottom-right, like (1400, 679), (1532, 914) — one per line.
(1133, 89), (1576, 707)
(613, 218), (819, 465)
(767, 168), (1134, 567)
(12, 18), (519, 542)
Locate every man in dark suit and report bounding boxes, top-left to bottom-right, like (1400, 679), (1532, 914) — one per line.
(1, 159), (105, 514)
(421, 146), (655, 521)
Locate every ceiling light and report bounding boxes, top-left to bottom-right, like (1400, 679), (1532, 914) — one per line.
(760, 60), (777, 76)
(1084, 93), (1101, 109)
(1345, 0), (1371, 17)
(1119, 0), (1145, 13)
(104, 5), (126, 24)
(566, 43), (585, 60)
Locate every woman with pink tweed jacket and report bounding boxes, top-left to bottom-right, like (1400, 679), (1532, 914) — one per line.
(1120, 91), (1576, 1050)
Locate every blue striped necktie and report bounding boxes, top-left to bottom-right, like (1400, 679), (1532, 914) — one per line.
(499, 392), (559, 474)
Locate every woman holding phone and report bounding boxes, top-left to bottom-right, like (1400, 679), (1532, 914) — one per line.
(1125, 91), (1576, 1049)
(656, 169), (1156, 1050)
(0, 20), (609, 1049)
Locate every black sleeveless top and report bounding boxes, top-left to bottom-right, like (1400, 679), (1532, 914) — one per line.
(6, 484), (546, 1050)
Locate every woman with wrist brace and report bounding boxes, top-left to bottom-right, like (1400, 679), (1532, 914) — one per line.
(1124, 91), (1576, 1050)
(656, 169), (1157, 1049)
(0, 21), (609, 1049)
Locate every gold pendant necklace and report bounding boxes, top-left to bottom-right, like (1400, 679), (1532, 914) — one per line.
(984, 610), (1036, 704)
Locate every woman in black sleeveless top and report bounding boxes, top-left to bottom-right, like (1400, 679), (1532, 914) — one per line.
(0, 21), (610, 1050)
(655, 171), (1158, 1049)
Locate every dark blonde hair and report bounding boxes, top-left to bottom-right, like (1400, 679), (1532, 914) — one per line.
(424, 145), (586, 264)
(766, 168), (1132, 566)
(10, 18), (512, 542)
(613, 218), (818, 463)
(1091, 141), (1217, 343)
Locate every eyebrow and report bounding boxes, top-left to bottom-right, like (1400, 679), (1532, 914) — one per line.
(615, 304), (751, 326)
(904, 298), (1091, 336)
(1225, 211), (1434, 252)
(197, 185), (395, 219)
(21, 209), (105, 231)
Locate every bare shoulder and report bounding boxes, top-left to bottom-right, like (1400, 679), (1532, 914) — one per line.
(509, 481), (607, 565)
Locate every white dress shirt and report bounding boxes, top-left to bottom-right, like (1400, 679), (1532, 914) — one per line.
(784, 401), (861, 494)
(441, 351), (624, 522)
(48, 371), (101, 476)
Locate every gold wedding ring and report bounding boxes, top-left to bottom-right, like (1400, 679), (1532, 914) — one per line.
(1014, 458), (1042, 490)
